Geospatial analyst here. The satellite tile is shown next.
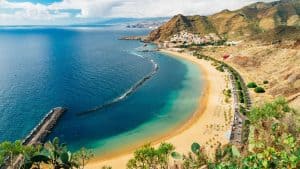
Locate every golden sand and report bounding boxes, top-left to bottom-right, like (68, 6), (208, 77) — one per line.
(86, 49), (234, 169)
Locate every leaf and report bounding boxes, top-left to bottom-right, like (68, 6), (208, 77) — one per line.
(171, 152), (182, 160)
(31, 155), (50, 164)
(262, 160), (268, 168)
(60, 151), (70, 164)
(231, 145), (240, 158)
(21, 161), (33, 169)
(191, 143), (201, 154)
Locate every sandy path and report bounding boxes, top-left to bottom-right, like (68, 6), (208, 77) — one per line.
(86, 49), (233, 169)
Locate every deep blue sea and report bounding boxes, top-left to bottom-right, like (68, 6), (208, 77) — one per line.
(0, 26), (202, 156)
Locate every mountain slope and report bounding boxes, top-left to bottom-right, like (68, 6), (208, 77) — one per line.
(148, 0), (300, 42)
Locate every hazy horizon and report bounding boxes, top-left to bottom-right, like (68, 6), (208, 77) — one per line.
(0, 0), (277, 26)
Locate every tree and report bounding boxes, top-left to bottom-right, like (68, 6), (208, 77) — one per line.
(0, 140), (23, 167)
(73, 148), (94, 169)
(156, 143), (174, 169)
(0, 137), (93, 169)
(127, 143), (174, 169)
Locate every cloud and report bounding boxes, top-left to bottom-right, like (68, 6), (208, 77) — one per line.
(0, 0), (277, 25)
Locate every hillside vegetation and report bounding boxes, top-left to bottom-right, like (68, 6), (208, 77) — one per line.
(126, 98), (300, 169)
(147, 0), (300, 42)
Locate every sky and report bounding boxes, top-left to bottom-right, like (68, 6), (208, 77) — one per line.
(0, 0), (277, 25)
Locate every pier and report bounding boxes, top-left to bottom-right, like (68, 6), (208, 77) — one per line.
(22, 107), (67, 145)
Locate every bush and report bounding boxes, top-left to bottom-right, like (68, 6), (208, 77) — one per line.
(236, 81), (242, 91)
(247, 82), (257, 88)
(239, 91), (245, 103)
(216, 65), (225, 72)
(254, 87), (265, 93)
(239, 105), (246, 115)
(247, 97), (290, 123)
(127, 143), (175, 169)
(263, 80), (269, 84)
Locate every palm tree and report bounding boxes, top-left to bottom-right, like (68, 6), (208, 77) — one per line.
(0, 140), (23, 167)
(73, 148), (93, 169)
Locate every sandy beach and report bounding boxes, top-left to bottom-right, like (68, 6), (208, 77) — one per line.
(86, 49), (234, 169)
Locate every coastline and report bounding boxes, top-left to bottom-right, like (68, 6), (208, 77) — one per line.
(86, 49), (233, 169)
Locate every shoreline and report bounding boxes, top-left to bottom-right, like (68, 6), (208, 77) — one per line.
(86, 49), (232, 168)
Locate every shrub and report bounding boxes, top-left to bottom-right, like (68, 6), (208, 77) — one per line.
(247, 82), (257, 88)
(223, 89), (231, 98)
(239, 105), (246, 115)
(239, 92), (245, 103)
(127, 143), (175, 169)
(216, 65), (224, 72)
(263, 80), (269, 84)
(254, 87), (265, 93)
(247, 98), (290, 122)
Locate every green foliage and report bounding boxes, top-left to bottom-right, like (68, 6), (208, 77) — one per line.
(236, 80), (243, 91)
(191, 143), (201, 155)
(238, 91), (245, 104)
(171, 152), (181, 160)
(263, 80), (269, 84)
(0, 140), (23, 166)
(247, 97), (291, 123)
(0, 137), (93, 169)
(231, 146), (240, 158)
(247, 82), (257, 88)
(210, 144), (242, 168)
(216, 65), (225, 72)
(73, 148), (94, 169)
(181, 143), (208, 169)
(177, 99), (299, 169)
(44, 137), (68, 168)
(30, 155), (50, 164)
(239, 105), (247, 115)
(254, 86), (265, 93)
(1, 99), (299, 169)
(127, 143), (174, 169)
(223, 89), (232, 99)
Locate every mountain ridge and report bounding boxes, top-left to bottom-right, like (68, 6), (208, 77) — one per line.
(147, 0), (300, 42)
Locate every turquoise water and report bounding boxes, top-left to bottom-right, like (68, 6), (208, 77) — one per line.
(0, 26), (202, 155)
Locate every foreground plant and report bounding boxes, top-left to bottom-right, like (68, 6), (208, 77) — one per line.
(73, 148), (94, 169)
(126, 98), (300, 169)
(0, 137), (93, 169)
(127, 143), (174, 169)
(0, 140), (23, 167)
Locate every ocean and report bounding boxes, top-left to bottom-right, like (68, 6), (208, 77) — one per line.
(0, 26), (203, 156)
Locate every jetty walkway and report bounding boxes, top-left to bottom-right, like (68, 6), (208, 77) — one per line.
(22, 107), (67, 145)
